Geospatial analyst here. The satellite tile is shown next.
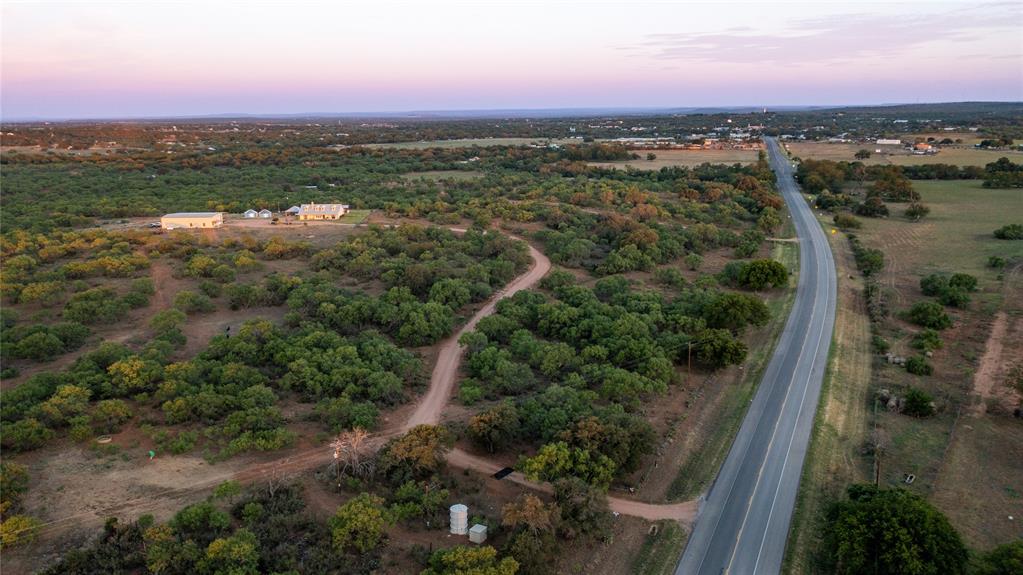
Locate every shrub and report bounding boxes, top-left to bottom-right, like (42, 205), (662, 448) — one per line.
(919, 274), (949, 296)
(871, 335), (890, 354)
(911, 328), (943, 352)
(902, 387), (935, 417)
(948, 273), (977, 292)
(905, 356), (933, 376)
(832, 213), (862, 229)
(174, 290), (215, 313)
(738, 259), (788, 290)
(993, 223), (1023, 240)
(938, 287), (970, 308)
(0, 515), (41, 548)
(988, 255), (1007, 269)
(904, 301), (952, 329)
(904, 202), (930, 221)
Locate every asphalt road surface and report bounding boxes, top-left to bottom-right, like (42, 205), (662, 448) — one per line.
(676, 137), (837, 575)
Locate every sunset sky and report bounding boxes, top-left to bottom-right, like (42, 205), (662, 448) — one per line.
(2, 0), (1021, 119)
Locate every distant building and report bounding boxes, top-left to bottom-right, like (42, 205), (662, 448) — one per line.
(284, 205), (301, 215)
(161, 212), (223, 230)
(258, 209), (273, 218)
(297, 203), (349, 221)
(243, 209), (258, 218)
(876, 139), (902, 146)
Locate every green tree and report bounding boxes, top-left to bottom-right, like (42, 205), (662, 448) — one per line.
(705, 293), (769, 332)
(378, 425), (452, 482)
(521, 441), (615, 490)
(903, 387), (935, 417)
(200, 529), (259, 575)
(823, 484), (967, 575)
(738, 259), (789, 290)
(973, 541), (1023, 575)
(552, 477), (612, 541)
(854, 149), (872, 160)
(904, 301), (952, 329)
(330, 493), (390, 554)
(468, 402), (521, 453)
(422, 545), (519, 575)
(92, 399), (133, 433)
(993, 223), (1023, 240)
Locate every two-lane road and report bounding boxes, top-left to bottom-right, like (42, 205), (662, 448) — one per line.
(676, 137), (837, 574)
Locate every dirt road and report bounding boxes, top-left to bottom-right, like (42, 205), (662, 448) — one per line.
(406, 240), (551, 428)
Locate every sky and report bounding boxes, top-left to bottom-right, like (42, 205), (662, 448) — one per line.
(1, 0), (1021, 119)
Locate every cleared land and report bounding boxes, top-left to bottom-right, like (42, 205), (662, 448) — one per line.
(588, 148), (758, 169)
(785, 141), (1022, 167)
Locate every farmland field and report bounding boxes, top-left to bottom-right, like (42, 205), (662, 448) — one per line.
(588, 148), (759, 169)
(802, 178), (1023, 557)
(785, 141), (1022, 167)
(367, 137), (582, 149)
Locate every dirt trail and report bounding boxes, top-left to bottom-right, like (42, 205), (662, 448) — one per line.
(406, 239), (550, 428)
(447, 448), (698, 521)
(971, 311), (1009, 414)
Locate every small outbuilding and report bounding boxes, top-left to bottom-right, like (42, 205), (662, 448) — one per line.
(258, 209), (273, 218)
(284, 205), (301, 215)
(161, 212), (223, 230)
(243, 209), (258, 218)
(468, 524), (487, 544)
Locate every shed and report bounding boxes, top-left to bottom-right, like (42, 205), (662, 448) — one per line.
(161, 212), (223, 230)
(243, 209), (258, 218)
(258, 209), (273, 218)
(469, 524), (487, 544)
(285, 205), (301, 215)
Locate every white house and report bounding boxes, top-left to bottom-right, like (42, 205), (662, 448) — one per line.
(297, 203), (349, 221)
(243, 209), (258, 218)
(284, 205), (301, 215)
(258, 209), (273, 218)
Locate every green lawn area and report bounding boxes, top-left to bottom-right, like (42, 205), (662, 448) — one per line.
(856, 180), (1023, 277)
(338, 209), (371, 224)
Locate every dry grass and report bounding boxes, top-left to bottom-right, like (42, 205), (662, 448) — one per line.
(588, 148), (759, 169)
(846, 179), (1023, 552)
(784, 141), (1022, 167)
(366, 137), (581, 149)
(783, 224), (874, 574)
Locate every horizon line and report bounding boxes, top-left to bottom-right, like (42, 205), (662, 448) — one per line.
(4, 100), (1021, 124)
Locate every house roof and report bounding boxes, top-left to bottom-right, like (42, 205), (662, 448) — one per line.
(163, 212), (221, 218)
(298, 203), (347, 216)
(285, 205), (301, 212)
(243, 209), (258, 214)
(258, 208), (273, 213)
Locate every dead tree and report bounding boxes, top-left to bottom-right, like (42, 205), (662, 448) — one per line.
(331, 428), (374, 487)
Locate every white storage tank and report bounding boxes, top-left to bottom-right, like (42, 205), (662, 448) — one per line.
(469, 523), (488, 544)
(450, 503), (468, 535)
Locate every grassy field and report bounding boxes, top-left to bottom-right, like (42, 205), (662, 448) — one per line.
(833, 179), (1023, 551)
(666, 240), (800, 501)
(628, 521), (688, 575)
(784, 141), (1022, 167)
(589, 148), (759, 170)
(399, 170), (485, 181)
(367, 137), (581, 149)
(857, 180), (1023, 277)
(783, 223), (874, 574)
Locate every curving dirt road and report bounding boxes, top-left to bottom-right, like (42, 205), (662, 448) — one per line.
(406, 239), (551, 428)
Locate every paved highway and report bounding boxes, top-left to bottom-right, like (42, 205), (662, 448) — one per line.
(676, 137), (837, 574)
